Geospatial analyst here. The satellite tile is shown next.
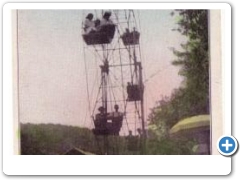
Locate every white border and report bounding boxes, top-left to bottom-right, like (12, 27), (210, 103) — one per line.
(3, 3), (232, 175)
(2, 2), (232, 10)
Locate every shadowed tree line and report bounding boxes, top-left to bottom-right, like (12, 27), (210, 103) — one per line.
(21, 123), (131, 155)
(20, 123), (194, 155)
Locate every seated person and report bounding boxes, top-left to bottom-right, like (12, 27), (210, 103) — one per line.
(121, 28), (130, 39)
(127, 82), (134, 100)
(95, 106), (107, 129)
(107, 104), (123, 134)
(94, 18), (101, 31)
(127, 81), (131, 92)
(131, 27), (140, 41)
(100, 11), (113, 26)
(109, 104), (123, 119)
(121, 27), (140, 45)
(84, 13), (96, 34)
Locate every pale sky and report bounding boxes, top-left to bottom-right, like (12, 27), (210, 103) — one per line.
(17, 10), (186, 135)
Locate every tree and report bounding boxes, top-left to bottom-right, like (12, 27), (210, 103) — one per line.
(172, 10), (209, 115)
(148, 10), (209, 130)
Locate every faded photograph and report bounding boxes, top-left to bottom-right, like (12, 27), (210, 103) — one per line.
(15, 10), (210, 155)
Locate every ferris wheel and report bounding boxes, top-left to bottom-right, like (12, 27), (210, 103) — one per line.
(82, 10), (146, 154)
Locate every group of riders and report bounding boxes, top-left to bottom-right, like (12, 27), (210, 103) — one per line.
(83, 11), (139, 42)
(83, 11), (113, 34)
(93, 104), (124, 135)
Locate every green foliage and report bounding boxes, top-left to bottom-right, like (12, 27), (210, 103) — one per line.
(20, 123), (96, 155)
(146, 137), (197, 155)
(147, 10), (209, 152)
(171, 10), (209, 116)
(148, 10), (209, 129)
(20, 123), (139, 155)
(20, 123), (194, 155)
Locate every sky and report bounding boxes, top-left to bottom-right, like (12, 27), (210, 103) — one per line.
(17, 10), (186, 135)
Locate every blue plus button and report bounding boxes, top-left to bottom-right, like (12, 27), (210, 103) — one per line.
(217, 135), (238, 156)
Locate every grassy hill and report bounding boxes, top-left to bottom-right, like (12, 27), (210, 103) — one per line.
(20, 123), (195, 155)
(20, 123), (137, 155)
(21, 123), (95, 155)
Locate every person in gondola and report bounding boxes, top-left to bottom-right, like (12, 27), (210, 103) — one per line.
(131, 27), (140, 43)
(121, 28), (130, 44)
(100, 11), (113, 26)
(127, 82), (133, 100)
(112, 104), (123, 118)
(94, 18), (101, 31)
(108, 104), (123, 135)
(122, 28), (130, 37)
(95, 106), (107, 130)
(84, 13), (96, 34)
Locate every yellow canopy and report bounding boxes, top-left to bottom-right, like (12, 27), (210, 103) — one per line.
(169, 115), (210, 136)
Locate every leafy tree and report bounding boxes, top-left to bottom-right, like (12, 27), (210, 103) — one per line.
(147, 10), (210, 154)
(171, 10), (209, 116)
(148, 10), (209, 127)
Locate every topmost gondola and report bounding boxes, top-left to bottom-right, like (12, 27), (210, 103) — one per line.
(82, 11), (116, 45)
